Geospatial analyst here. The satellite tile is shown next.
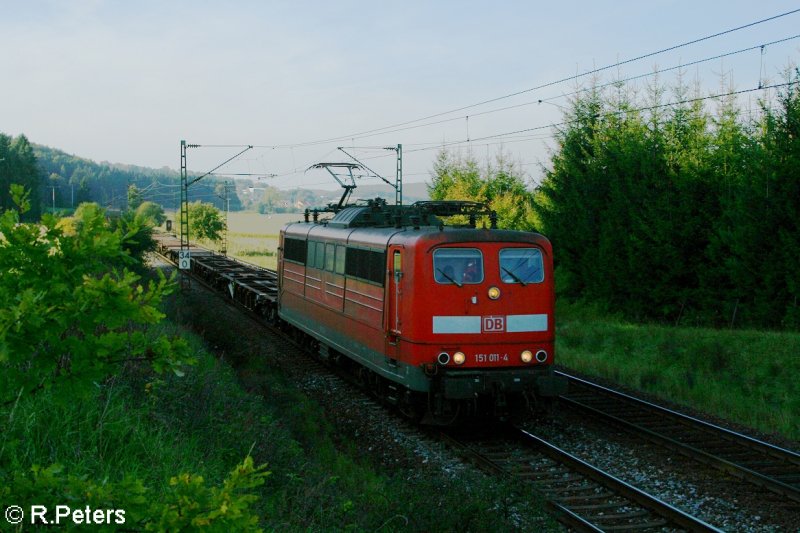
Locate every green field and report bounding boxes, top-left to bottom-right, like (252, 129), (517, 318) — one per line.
(221, 212), (301, 269)
(173, 211), (301, 270)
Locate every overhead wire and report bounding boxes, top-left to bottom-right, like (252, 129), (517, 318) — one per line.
(403, 80), (799, 155)
(256, 8), (800, 149)
(287, 33), (800, 146)
(179, 10), (800, 192)
(335, 80), (797, 165)
(214, 11), (800, 156)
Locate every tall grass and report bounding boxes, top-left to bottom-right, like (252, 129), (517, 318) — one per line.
(556, 300), (800, 441)
(2, 313), (556, 530)
(0, 325), (283, 499)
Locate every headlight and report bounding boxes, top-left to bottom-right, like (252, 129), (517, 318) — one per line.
(488, 286), (501, 300)
(535, 350), (548, 363)
(521, 350), (533, 363)
(453, 351), (466, 365)
(437, 352), (450, 365)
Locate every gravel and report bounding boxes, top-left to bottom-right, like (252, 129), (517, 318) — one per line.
(522, 410), (800, 531)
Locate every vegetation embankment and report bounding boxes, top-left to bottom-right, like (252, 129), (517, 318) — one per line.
(1, 192), (554, 530)
(1, 189), (266, 530)
(5, 320), (554, 531)
(556, 301), (800, 442)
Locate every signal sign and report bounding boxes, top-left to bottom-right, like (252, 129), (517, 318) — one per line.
(179, 250), (191, 270)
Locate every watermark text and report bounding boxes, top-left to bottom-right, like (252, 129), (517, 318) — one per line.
(4, 505), (126, 526)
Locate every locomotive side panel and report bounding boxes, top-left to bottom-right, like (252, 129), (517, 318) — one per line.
(343, 277), (383, 328)
(279, 224), (423, 388)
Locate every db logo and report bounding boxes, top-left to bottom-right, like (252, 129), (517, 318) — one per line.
(482, 316), (505, 332)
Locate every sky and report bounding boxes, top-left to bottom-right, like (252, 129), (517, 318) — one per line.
(2, 1), (799, 193)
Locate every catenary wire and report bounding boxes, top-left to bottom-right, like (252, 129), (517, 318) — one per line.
(250, 9), (800, 150)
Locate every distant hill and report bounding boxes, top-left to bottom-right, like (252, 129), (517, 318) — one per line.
(235, 177), (432, 214)
(32, 144), (234, 211)
(26, 138), (429, 213)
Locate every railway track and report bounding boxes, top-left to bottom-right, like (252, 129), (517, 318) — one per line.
(558, 371), (800, 505)
(152, 236), (796, 529)
(443, 424), (721, 532)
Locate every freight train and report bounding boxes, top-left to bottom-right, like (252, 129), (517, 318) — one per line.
(161, 198), (566, 424)
(276, 199), (566, 423)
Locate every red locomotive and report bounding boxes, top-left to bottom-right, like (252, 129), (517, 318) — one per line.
(278, 199), (566, 423)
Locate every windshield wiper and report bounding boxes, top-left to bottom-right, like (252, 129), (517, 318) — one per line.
(437, 268), (462, 287)
(502, 267), (528, 287)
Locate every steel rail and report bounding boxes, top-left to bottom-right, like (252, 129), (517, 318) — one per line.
(557, 371), (800, 503)
(442, 427), (722, 532)
(515, 427), (721, 532)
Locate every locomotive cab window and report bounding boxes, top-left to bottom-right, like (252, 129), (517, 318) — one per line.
(433, 248), (483, 284)
(499, 248), (544, 284)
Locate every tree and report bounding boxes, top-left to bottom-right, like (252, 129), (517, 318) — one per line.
(536, 70), (800, 329)
(718, 70), (800, 328)
(0, 134), (12, 213)
(536, 83), (606, 299)
(256, 186), (283, 214)
(428, 148), (536, 230)
(0, 134), (40, 220)
(188, 201), (225, 242)
(127, 183), (144, 211)
(0, 186), (192, 405)
(136, 200), (167, 226)
(536, 77), (721, 321)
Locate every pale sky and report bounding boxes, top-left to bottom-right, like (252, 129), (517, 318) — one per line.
(2, 1), (799, 192)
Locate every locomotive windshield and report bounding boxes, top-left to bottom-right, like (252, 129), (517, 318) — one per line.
(499, 248), (544, 284)
(433, 248), (484, 285)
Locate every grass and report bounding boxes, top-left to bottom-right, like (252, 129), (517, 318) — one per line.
(556, 300), (800, 441)
(1, 295), (556, 531)
(0, 325), (280, 500)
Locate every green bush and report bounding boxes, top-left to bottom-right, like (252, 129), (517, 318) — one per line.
(3, 457), (268, 532)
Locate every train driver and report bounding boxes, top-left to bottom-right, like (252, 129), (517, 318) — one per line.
(462, 259), (480, 283)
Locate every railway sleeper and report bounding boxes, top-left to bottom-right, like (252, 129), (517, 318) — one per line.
(566, 501), (633, 511)
(599, 519), (668, 531)
(548, 483), (599, 494)
(556, 491), (617, 503)
(590, 509), (650, 521)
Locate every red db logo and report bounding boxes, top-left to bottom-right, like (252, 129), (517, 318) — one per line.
(482, 316), (505, 332)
